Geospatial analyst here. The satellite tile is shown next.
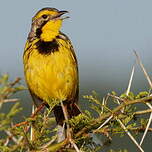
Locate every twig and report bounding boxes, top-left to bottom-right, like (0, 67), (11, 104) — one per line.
(30, 102), (45, 118)
(107, 93), (126, 102)
(9, 77), (21, 87)
(13, 121), (28, 127)
(2, 77), (22, 98)
(13, 102), (45, 127)
(134, 109), (152, 115)
(117, 118), (144, 152)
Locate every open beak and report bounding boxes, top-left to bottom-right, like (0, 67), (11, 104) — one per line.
(58, 10), (69, 16)
(51, 10), (69, 20)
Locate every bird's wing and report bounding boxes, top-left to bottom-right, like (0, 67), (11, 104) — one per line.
(59, 32), (79, 104)
(23, 40), (49, 109)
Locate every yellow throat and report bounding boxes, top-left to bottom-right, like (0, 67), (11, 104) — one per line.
(40, 19), (62, 41)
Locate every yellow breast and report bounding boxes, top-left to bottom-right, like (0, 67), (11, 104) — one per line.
(24, 39), (78, 105)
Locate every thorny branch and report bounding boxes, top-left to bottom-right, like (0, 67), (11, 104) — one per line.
(76, 95), (152, 138)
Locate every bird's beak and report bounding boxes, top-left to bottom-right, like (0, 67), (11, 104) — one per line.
(58, 10), (69, 16)
(51, 10), (69, 20)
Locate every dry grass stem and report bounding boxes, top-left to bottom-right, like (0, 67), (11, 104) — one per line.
(70, 139), (81, 152)
(30, 105), (35, 141)
(4, 138), (9, 146)
(126, 65), (135, 96)
(3, 98), (19, 103)
(140, 103), (152, 146)
(97, 115), (113, 130)
(5, 130), (19, 144)
(39, 136), (57, 149)
(101, 97), (105, 113)
(134, 50), (152, 88)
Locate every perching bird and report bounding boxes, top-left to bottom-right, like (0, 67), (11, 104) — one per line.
(23, 7), (80, 140)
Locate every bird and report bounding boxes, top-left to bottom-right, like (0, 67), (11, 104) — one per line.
(23, 7), (80, 141)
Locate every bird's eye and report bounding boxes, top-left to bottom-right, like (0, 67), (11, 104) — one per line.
(42, 14), (48, 19)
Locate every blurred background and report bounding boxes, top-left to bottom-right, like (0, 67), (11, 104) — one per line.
(0, 0), (152, 151)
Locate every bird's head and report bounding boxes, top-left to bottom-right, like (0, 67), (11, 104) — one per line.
(28, 8), (69, 42)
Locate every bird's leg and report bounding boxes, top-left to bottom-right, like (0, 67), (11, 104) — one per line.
(60, 101), (80, 152)
(60, 101), (72, 140)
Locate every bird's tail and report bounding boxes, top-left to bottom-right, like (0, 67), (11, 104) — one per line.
(53, 102), (81, 126)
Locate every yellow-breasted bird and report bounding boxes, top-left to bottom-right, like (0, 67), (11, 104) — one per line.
(23, 8), (80, 140)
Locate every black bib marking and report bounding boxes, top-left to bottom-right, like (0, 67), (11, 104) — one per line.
(36, 39), (59, 54)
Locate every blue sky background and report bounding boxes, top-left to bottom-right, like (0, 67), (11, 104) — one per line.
(0, 1), (152, 150)
(1, 0), (152, 95)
